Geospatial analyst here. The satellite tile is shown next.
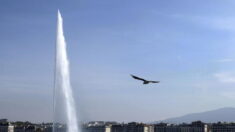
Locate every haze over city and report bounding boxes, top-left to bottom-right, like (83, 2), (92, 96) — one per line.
(1, 0), (235, 123)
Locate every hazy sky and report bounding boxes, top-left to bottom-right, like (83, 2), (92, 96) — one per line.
(1, 0), (235, 123)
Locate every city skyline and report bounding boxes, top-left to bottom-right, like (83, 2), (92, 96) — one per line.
(1, 0), (235, 122)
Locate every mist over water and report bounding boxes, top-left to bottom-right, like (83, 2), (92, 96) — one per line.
(53, 10), (79, 132)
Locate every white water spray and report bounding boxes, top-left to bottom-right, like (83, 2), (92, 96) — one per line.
(53, 10), (79, 132)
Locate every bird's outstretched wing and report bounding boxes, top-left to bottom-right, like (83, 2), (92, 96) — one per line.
(149, 81), (160, 83)
(131, 74), (146, 81)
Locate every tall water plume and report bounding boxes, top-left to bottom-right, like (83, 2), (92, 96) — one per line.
(53, 10), (79, 132)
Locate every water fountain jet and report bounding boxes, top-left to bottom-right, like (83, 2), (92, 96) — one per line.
(53, 10), (79, 132)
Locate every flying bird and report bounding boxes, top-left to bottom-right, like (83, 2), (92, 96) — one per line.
(131, 74), (160, 84)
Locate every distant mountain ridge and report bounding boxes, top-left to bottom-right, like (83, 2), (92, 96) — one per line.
(157, 107), (235, 123)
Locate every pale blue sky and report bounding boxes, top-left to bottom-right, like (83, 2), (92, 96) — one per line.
(1, 0), (235, 123)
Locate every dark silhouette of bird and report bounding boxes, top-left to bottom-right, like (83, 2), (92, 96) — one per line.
(130, 74), (160, 84)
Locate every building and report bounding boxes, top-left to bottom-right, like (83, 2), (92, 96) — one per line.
(83, 125), (111, 132)
(53, 124), (66, 132)
(43, 126), (53, 132)
(190, 121), (208, 132)
(0, 125), (14, 132)
(154, 123), (168, 132)
(111, 124), (125, 132)
(126, 122), (147, 132)
(144, 125), (154, 132)
(154, 121), (208, 132)
(210, 122), (235, 132)
(25, 125), (36, 132)
(0, 122), (14, 132)
(14, 126), (25, 132)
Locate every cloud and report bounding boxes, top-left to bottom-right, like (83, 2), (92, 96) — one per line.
(214, 72), (235, 83)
